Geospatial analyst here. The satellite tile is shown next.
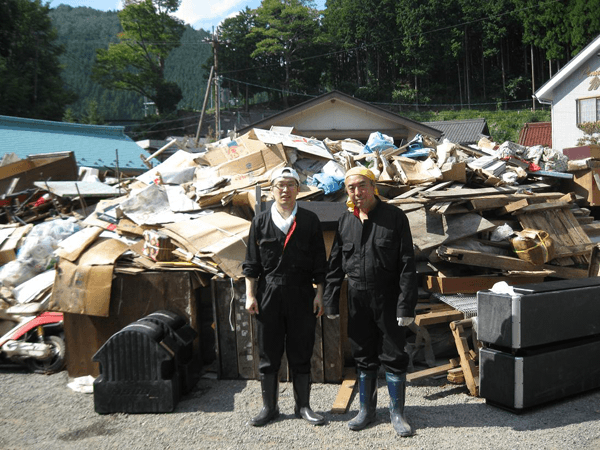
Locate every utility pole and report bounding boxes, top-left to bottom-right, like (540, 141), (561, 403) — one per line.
(195, 66), (214, 145)
(205, 31), (221, 140)
(203, 30), (230, 141)
(531, 45), (536, 111)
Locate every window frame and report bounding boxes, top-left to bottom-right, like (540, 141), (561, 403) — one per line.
(577, 96), (600, 125)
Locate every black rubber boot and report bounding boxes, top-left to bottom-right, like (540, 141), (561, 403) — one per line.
(386, 372), (415, 437)
(293, 372), (325, 425)
(250, 373), (280, 427)
(348, 369), (378, 431)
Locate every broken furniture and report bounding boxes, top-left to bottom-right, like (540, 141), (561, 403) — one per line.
(478, 278), (600, 411)
(449, 318), (481, 396)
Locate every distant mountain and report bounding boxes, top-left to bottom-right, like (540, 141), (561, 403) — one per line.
(49, 5), (212, 121)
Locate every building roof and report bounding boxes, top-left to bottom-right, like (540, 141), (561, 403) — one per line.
(518, 122), (552, 147)
(237, 90), (443, 143)
(422, 118), (490, 145)
(0, 115), (149, 172)
(535, 35), (600, 103)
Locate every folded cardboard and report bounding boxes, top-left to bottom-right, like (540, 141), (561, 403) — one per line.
(161, 212), (250, 279)
(49, 237), (129, 317)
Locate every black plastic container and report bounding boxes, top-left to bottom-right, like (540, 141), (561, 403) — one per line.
(137, 310), (198, 394)
(93, 320), (181, 413)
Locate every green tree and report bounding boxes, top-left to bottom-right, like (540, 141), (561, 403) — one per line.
(62, 108), (78, 123)
(81, 100), (105, 124)
(92, 0), (185, 115)
(0, 0), (77, 120)
(217, 8), (261, 111)
(250, 0), (323, 105)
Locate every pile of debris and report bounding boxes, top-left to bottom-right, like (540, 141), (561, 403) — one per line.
(2, 126), (600, 381)
(1, 128), (599, 306)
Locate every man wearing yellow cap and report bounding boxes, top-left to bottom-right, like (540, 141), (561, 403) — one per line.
(324, 166), (418, 437)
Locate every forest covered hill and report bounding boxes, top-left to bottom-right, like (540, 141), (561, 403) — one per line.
(49, 5), (212, 121)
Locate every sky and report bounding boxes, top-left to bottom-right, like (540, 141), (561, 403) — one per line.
(48, 0), (326, 33)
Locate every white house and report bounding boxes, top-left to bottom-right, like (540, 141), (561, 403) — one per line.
(236, 90), (442, 145)
(535, 35), (600, 152)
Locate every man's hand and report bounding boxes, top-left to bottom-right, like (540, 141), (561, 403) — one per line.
(397, 317), (414, 327)
(245, 295), (259, 315)
(245, 277), (259, 315)
(313, 282), (325, 318)
(313, 296), (324, 318)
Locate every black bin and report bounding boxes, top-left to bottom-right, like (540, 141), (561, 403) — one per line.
(92, 311), (197, 414)
(137, 310), (198, 394)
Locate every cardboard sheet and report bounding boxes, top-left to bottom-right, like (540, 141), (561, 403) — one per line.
(249, 128), (333, 160)
(49, 238), (130, 317)
(161, 212), (250, 279)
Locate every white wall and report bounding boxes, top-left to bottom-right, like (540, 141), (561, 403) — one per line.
(552, 56), (600, 151)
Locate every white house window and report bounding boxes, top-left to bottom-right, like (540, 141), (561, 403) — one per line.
(577, 97), (600, 124)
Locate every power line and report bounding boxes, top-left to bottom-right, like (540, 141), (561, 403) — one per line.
(217, 0), (562, 77)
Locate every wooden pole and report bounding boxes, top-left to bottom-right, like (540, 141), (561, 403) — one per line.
(195, 65), (214, 145)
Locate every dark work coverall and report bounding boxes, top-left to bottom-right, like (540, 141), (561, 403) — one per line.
(242, 207), (327, 376)
(324, 198), (418, 375)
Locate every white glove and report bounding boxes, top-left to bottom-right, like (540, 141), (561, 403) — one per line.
(327, 315), (340, 319)
(397, 317), (414, 327)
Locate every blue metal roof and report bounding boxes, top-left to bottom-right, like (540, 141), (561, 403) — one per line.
(0, 115), (151, 172)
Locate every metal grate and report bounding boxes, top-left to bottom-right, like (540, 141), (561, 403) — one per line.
(432, 293), (478, 318)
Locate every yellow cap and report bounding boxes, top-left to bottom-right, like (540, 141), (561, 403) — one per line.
(344, 166), (377, 183)
(344, 166), (379, 211)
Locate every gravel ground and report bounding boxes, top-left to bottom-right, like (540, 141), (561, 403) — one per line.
(1, 367), (600, 450)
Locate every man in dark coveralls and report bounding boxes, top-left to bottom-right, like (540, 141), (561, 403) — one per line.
(324, 166), (418, 437)
(243, 167), (327, 427)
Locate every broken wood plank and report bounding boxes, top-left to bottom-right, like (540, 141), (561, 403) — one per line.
(420, 182), (552, 199)
(406, 360), (460, 382)
(424, 180), (455, 192)
(415, 303), (454, 313)
(393, 186), (429, 199)
(450, 319), (479, 397)
(424, 274), (546, 294)
(468, 192), (565, 212)
(406, 208), (497, 252)
(331, 369), (357, 414)
(582, 222), (600, 237)
(588, 244), (600, 277)
(447, 367), (465, 384)
(429, 201), (454, 214)
(436, 245), (588, 279)
(513, 201), (572, 214)
(415, 310), (464, 327)
(553, 243), (596, 259)
(496, 198), (530, 215)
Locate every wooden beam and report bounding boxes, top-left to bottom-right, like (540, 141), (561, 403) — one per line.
(420, 182), (552, 199)
(415, 310), (464, 327)
(436, 245), (588, 279)
(330, 368), (357, 414)
(513, 201), (572, 214)
(406, 360), (460, 382)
